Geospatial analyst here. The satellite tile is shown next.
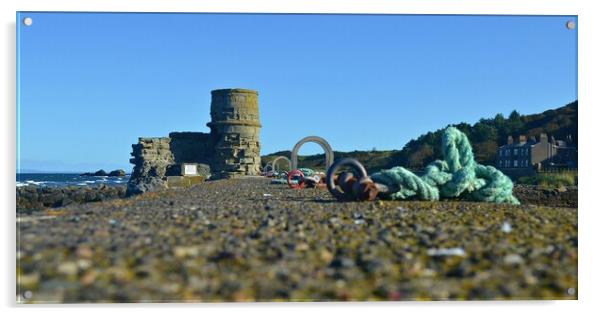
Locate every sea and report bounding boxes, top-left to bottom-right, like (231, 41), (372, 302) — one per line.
(16, 173), (130, 188)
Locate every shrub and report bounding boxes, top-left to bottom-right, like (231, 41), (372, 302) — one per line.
(517, 171), (577, 188)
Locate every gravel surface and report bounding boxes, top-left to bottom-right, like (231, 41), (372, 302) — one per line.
(17, 178), (577, 303)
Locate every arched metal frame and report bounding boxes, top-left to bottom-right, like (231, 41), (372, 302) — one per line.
(291, 136), (334, 171)
(263, 164), (273, 173)
(271, 156), (292, 172)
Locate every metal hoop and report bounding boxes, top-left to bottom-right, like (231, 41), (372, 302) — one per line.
(287, 169), (306, 189)
(326, 158), (368, 201)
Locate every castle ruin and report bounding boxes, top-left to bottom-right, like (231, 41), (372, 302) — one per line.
(126, 88), (261, 195)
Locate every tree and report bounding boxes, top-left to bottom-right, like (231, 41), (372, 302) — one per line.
(506, 110), (524, 132)
(472, 122), (498, 142)
(494, 113), (505, 129)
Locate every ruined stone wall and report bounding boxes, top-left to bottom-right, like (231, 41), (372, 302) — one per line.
(127, 134), (215, 196)
(129, 137), (174, 179)
(127, 137), (174, 195)
(207, 89), (261, 178)
(168, 132), (214, 165)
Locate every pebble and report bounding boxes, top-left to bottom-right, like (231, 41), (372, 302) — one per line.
(80, 270), (97, 285)
(18, 273), (39, 287)
(295, 243), (310, 251)
(57, 262), (78, 276)
(76, 246), (93, 259)
(503, 254), (525, 265)
(427, 248), (466, 257)
(174, 246), (199, 258)
(77, 259), (92, 270)
(501, 221), (512, 233)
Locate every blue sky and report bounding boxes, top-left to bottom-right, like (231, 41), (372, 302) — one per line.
(16, 13), (577, 172)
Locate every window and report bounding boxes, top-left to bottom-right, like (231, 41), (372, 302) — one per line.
(514, 149), (518, 155)
(514, 160), (518, 167)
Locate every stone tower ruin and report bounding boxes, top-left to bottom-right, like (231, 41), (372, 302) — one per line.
(208, 89), (262, 178)
(127, 88), (261, 195)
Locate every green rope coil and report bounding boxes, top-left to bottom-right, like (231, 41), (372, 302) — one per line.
(370, 127), (520, 204)
(298, 168), (315, 177)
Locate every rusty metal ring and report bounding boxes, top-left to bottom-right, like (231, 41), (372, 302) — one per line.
(287, 169), (306, 189)
(326, 158), (369, 201)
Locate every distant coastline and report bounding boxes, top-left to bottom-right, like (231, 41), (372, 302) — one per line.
(17, 170), (83, 174)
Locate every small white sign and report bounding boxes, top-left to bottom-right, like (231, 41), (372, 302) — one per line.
(184, 164), (197, 176)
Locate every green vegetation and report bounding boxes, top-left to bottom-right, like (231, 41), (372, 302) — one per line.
(517, 171), (578, 189)
(262, 100), (577, 172)
(388, 101), (577, 168)
(262, 150), (399, 174)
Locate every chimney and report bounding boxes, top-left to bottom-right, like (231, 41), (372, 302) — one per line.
(519, 135), (527, 144)
(540, 133), (548, 143)
(507, 135), (514, 145)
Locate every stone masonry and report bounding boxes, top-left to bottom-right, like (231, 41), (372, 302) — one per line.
(208, 89), (262, 178)
(126, 88), (261, 196)
(130, 137), (174, 180)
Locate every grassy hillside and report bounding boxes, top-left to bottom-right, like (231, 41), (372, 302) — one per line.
(262, 100), (577, 172)
(262, 150), (399, 174)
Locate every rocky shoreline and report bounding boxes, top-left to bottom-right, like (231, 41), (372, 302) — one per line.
(513, 184), (577, 208)
(17, 185), (126, 213)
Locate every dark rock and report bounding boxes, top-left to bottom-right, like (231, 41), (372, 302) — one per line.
(81, 169), (109, 176)
(61, 197), (74, 207)
(17, 185), (126, 212)
(328, 256), (355, 269)
(108, 169), (126, 177)
(94, 169), (108, 176)
(126, 177), (167, 197)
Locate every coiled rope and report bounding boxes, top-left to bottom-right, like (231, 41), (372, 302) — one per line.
(327, 127), (520, 204)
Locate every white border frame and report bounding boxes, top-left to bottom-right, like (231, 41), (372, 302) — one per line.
(3, 1), (600, 315)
